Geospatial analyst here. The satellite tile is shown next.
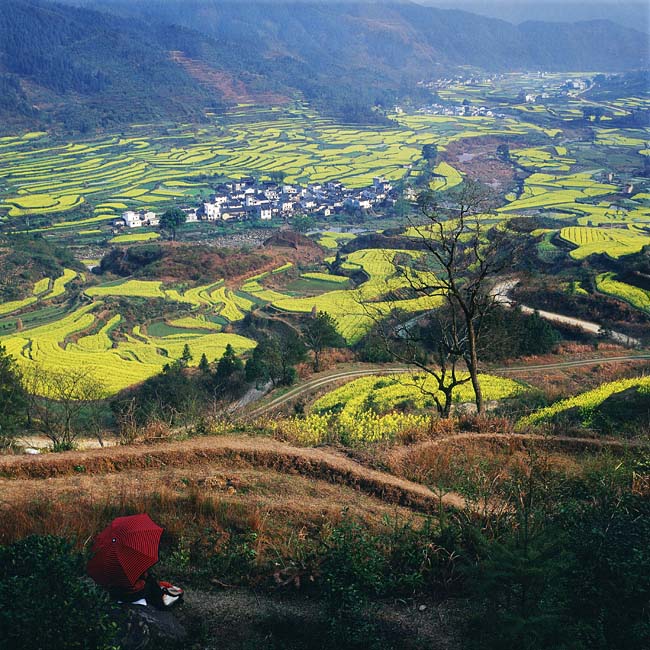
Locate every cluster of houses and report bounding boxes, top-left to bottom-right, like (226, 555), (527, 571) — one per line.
(116, 176), (398, 229)
(404, 102), (501, 118)
(412, 72), (593, 110)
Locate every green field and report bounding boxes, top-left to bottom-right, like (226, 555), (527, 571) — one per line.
(0, 268), (78, 316)
(313, 373), (525, 418)
(559, 226), (650, 259)
(0, 105), (576, 223)
(273, 249), (441, 343)
(109, 231), (160, 244)
(595, 272), (650, 312)
(0, 303), (255, 395)
(519, 375), (650, 427)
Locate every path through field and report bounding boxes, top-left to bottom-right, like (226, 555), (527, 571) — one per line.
(245, 353), (650, 418)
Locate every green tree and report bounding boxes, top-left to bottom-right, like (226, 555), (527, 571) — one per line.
(301, 311), (344, 372)
(212, 344), (245, 397)
(0, 344), (27, 449)
(0, 535), (118, 650)
(111, 362), (200, 427)
(180, 343), (192, 367)
(159, 207), (187, 240)
(496, 143), (510, 161)
(198, 352), (210, 373)
(291, 213), (315, 233)
(245, 332), (306, 387)
(421, 143), (438, 164)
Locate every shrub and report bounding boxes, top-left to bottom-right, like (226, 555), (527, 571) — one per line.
(0, 535), (118, 650)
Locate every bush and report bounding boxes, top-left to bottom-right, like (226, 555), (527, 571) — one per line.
(318, 514), (456, 649)
(0, 535), (118, 650)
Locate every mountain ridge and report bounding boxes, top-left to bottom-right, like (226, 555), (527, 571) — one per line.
(0, 0), (647, 133)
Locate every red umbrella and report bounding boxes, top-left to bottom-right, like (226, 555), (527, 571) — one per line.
(87, 514), (163, 589)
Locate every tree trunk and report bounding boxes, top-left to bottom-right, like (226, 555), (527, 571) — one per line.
(466, 321), (484, 414)
(441, 388), (453, 418)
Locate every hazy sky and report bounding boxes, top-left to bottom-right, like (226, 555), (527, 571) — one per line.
(420, 0), (649, 32)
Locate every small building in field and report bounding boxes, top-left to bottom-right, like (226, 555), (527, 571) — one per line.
(120, 210), (158, 228)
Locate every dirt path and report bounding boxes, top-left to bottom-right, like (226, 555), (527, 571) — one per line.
(0, 435), (466, 513)
(245, 354), (650, 418)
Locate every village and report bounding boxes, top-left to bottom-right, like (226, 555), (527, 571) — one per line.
(115, 175), (399, 229)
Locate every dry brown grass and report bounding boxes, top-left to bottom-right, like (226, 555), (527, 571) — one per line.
(0, 435), (464, 550)
(383, 431), (645, 490)
(0, 458), (426, 569)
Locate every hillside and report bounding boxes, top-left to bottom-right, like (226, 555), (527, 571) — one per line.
(2, 0), (648, 132)
(0, 0), (228, 132)
(84, 1), (649, 74)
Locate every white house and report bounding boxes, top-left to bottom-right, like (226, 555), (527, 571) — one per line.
(143, 211), (158, 226)
(184, 209), (199, 223)
(120, 210), (158, 228)
(121, 210), (144, 228)
(280, 200), (294, 214)
(203, 202), (222, 221)
(255, 202), (272, 220)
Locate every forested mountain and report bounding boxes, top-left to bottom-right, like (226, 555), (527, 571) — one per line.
(1, 0), (648, 132)
(0, 0), (228, 132)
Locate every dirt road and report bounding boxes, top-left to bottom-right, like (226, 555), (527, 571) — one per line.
(245, 353), (650, 418)
(492, 279), (640, 346)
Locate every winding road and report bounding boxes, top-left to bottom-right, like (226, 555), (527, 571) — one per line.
(492, 279), (640, 346)
(244, 352), (650, 418)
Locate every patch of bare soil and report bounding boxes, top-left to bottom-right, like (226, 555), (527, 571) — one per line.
(177, 587), (465, 650)
(0, 462), (421, 533)
(444, 137), (520, 191)
(0, 434), (466, 512)
(170, 51), (289, 105)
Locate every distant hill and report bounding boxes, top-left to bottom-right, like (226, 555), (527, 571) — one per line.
(82, 0), (649, 75)
(1, 0), (648, 132)
(421, 1), (650, 34)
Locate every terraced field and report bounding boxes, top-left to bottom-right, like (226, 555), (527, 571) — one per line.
(511, 146), (575, 172)
(313, 231), (356, 249)
(109, 231), (160, 244)
(0, 106), (571, 224)
(269, 371), (524, 445)
(0, 303), (255, 395)
(519, 375), (650, 427)
(595, 272), (650, 312)
(272, 249), (441, 343)
(86, 277), (258, 322)
(0, 269), (79, 316)
(559, 226), (650, 259)
(313, 373), (525, 418)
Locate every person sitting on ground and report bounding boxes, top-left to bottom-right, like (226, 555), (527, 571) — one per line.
(108, 570), (184, 609)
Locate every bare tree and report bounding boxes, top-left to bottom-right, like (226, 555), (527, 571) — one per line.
(363, 180), (516, 415)
(24, 366), (107, 450)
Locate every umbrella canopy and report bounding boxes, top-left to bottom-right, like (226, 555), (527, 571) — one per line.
(87, 514), (163, 589)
